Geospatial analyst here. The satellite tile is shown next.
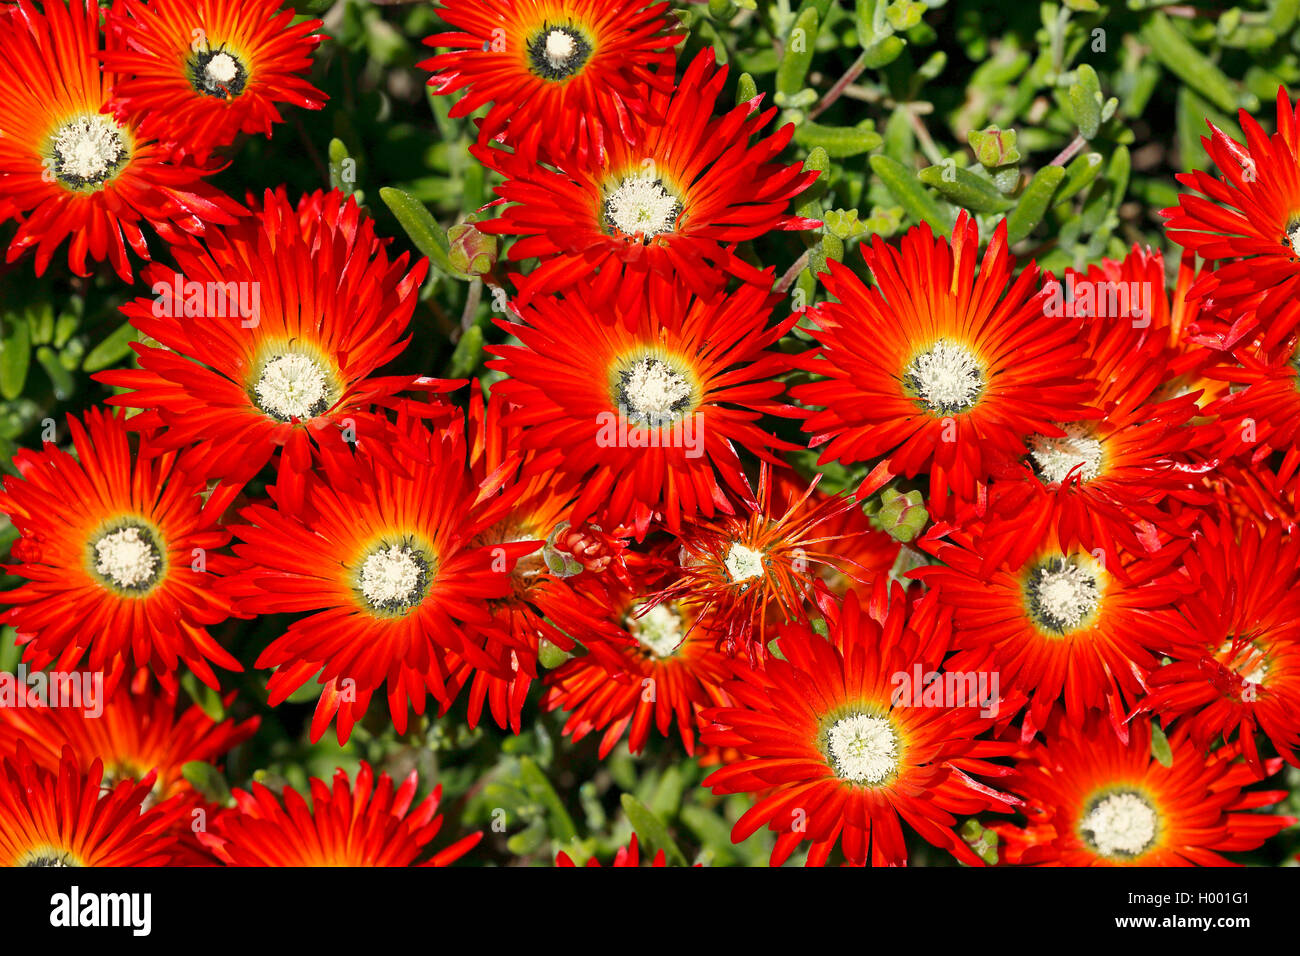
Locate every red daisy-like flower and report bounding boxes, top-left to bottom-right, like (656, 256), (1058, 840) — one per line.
(474, 48), (819, 310)
(650, 465), (864, 657)
(0, 0), (242, 280)
(420, 0), (681, 164)
(1203, 329), (1300, 481)
(0, 680), (255, 803)
(794, 213), (1094, 514)
(102, 0), (327, 161)
(198, 762), (481, 866)
(542, 558), (733, 757)
(0, 407), (243, 693)
(226, 404), (526, 744)
(0, 742), (183, 866)
(993, 715), (1293, 866)
(1163, 87), (1300, 350)
(96, 188), (448, 511)
(439, 386), (626, 735)
(914, 507), (1194, 742)
(701, 583), (1020, 867)
(990, 250), (1217, 558)
(0, 680), (257, 865)
(488, 275), (803, 537)
(1133, 512), (1300, 775)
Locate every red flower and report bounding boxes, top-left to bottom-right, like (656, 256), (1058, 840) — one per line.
(420, 0), (681, 165)
(0, 408), (243, 693)
(0, 742), (184, 866)
(199, 762), (480, 866)
(488, 275), (803, 536)
(225, 405), (522, 744)
(915, 506), (1194, 743)
(542, 558), (733, 757)
(701, 583), (1020, 866)
(440, 386), (625, 735)
(474, 49), (819, 310)
(0, 0), (243, 280)
(1164, 87), (1300, 350)
(96, 189), (449, 511)
(994, 715), (1293, 866)
(650, 466), (865, 657)
(795, 213), (1094, 514)
(990, 248), (1219, 559)
(1203, 331), (1300, 475)
(0, 679), (256, 803)
(1133, 512), (1300, 776)
(102, 0), (327, 161)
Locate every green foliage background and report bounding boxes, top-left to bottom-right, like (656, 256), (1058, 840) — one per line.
(2, 0), (1299, 865)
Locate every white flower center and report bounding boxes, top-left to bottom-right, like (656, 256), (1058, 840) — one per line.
(255, 353), (331, 421)
(1029, 422), (1103, 484)
(94, 527), (159, 589)
(826, 714), (899, 784)
(1220, 641), (1268, 686)
(903, 340), (985, 413)
(21, 849), (78, 868)
(359, 546), (427, 610)
(628, 602), (684, 658)
(619, 357), (691, 423)
(1080, 792), (1157, 858)
(1026, 558), (1099, 633)
(724, 543), (765, 583)
(52, 115), (127, 186)
(544, 30), (576, 68)
(604, 177), (681, 237)
(204, 52), (239, 85)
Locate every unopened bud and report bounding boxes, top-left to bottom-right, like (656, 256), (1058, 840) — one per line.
(876, 488), (929, 543)
(967, 126), (1021, 168)
(446, 222), (498, 277)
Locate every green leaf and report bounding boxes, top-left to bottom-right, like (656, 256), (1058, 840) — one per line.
(918, 163), (1015, 213)
(379, 186), (456, 275)
(35, 346), (73, 401)
(506, 820), (548, 856)
(0, 317), (31, 401)
(776, 7), (819, 96)
(1106, 145), (1131, 215)
(1053, 152), (1104, 207)
(82, 321), (138, 373)
(537, 639), (571, 670)
(1140, 12), (1252, 114)
(1069, 63), (1103, 139)
(793, 122), (883, 158)
(182, 761), (232, 805)
(735, 71), (758, 105)
(862, 34), (905, 68)
(870, 155), (954, 234)
(518, 756), (578, 844)
(447, 325), (484, 377)
(855, 0), (888, 46)
(1004, 164), (1066, 244)
(620, 793), (688, 867)
(328, 138), (358, 196)
(181, 671), (225, 722)
(1150, 721), (1173, 768)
